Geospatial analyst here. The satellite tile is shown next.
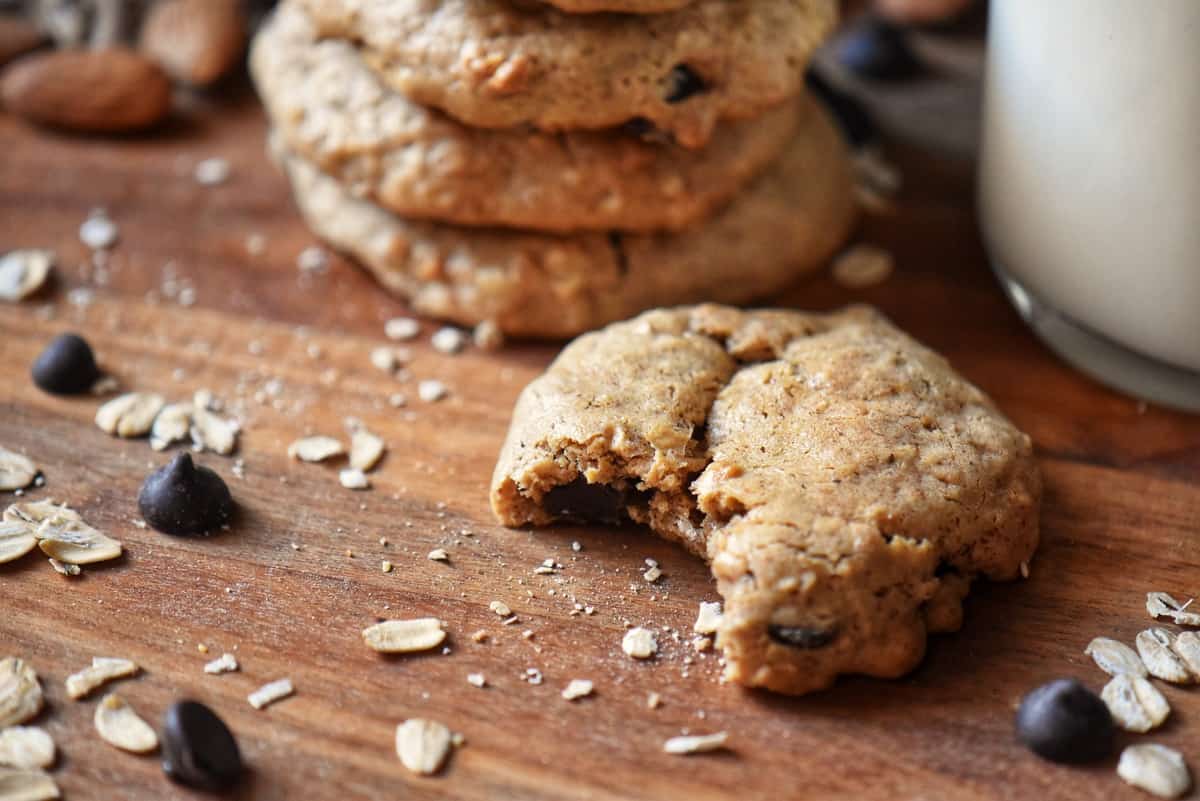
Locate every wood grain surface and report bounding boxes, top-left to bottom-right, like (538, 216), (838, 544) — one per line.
(2, 75), (1199, 801)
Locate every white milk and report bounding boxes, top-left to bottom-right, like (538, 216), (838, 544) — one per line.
(979, 0), (1200, 394)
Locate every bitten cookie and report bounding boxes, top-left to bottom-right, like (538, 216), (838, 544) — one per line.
(491, 305), (1041, 694)
(270, 95), (856, 337)
(294, 0), (838, 149)
(252, 5), (802, 233)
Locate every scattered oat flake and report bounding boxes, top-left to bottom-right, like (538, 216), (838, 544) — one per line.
(381, 560), (393, 573)
(288, 436), (344, 462)
(489, 601), (512, 617)
(150, 402), (192, 451)
(466, 673), (486, 688)
(362, 619), (446, 654)
(248, 678), (294, 710)
(47, 558), (80, 577)
(643, 566), (663, 583)
(418, 380), (448, 403)
(832, 245), (894, 290)
(349, 429), (386, 472)
(36, 519), (122, 565)
(203, 653), (239, 675)
(339, 469), (370, 490)
(0, 522), (37, 564)
(692, 636), (712, 652)
(0, 251), (53, 302)
(1085, 637), (1147, 678)
(1117, 744), (1192, 799)
(385, 318), (420, 341)
(1103, 673), (1171, 733)
(647, 691), (662, 709)
(1136, 629), (1195, 684)
(427, 549), (449, 562)
(561, 679), (594, 701)
(1173, 632), (1200, 678)
(0, 726), (55, 770)
(79, 212), (118, 250)
(663, 732), (728, 755)
(190, 394), (239, 455)
(94, 694), (158, 753)
(1147, 592), (1200, 627)
(65, 657), (138, 700)
(431, 327), (467, 355)
(95, 393), (165, 438)
(622, 628), (657, 660)
(0, 767), (59, 801)
(395, 719), (455, 776)
(694, 602), (723, 635)
(193, 157), (230, 186)
(370, 347), (401, 373)
(0, 658), (44, 729)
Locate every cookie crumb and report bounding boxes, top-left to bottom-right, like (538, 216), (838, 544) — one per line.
(489, 601), (512, 617)
(203, 653), (239, 675)
(339, 468), (371, 490)
(247, 678), (294, 710)
(385, 318), (421, 341)
(832, 245), (894, 290)
(663, 732), (728, 755)
(472, 320), (505, 351)
(647, 691), (662, 709)
(622, 628), (657, 660)
(418, 380), (449, 403)
(381, 560), (393, 574)
(693, 602), (723, 635)
(288, 436), (344, 462)
(431, 327), (467, 355)
(561, 679), (593, 701)
(79, 211), (118, 250)
(428, 549), (449, 562)
(467, 673), (486, 688)
(66, 657), (139, 700)
(193, 157), (231, 186)
(296, 246), (329, 274)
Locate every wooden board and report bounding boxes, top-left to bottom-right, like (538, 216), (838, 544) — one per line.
(2, 78), (1200, 801)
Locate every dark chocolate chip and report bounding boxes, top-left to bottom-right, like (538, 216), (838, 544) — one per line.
(30, 332), (100, 394)
(835, 18), (921, 81)
(804, 67), (877, 149)
(1015, 679), (1114, 764)
(663, 64), (707, 104)
(162, 700), (243, 791)
(767, 624), (838, 649)
(543, 478), (633, 525)
(138, 453), (234, 536)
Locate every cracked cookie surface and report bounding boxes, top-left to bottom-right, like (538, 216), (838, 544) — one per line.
(491, 304), (1041, 694)
(269, 96), (855, 338)
(252, 5), (802, 233)
(294, 0), (838, 149)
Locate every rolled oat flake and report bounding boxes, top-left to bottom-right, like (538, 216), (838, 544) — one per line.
(162, 700), (243, 791)
(1136, 629), (1195, 684)
(1117, 744), (1192, 799)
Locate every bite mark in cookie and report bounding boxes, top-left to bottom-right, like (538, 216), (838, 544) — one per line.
(491, 304), (1041, 694)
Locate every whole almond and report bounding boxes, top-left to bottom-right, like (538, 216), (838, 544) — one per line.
(0, 17), (47, 68)
(140, 0), (245, 87)
(1, 48), (171, 133)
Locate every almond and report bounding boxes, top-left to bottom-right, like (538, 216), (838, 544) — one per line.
(0, 17), (47, 68)
(140, 0), (245, 87)
(1, 48), (171, 133)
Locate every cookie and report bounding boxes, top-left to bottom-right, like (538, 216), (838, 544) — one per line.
(252, 5), (802, 233)
(294, 0), (839, 149)
(491, 305), (1041, 694)
(541, 0), (691, 12)
(271, 96), (856, 338)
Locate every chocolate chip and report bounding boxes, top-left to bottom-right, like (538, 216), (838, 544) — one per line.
(1016, 679), (1115, 763)
(138, 452), (234, 536)
(804, 67), (877, 149)
(767, 624), (837, 649)
(162, 700), (243, 791)
(835, 18), (921, 81)
(663, 64), (707, 104)
(543, 478), (637, 525)
(31, 332), (100, 394)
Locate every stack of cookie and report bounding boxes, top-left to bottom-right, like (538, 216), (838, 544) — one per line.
(251, 0), (856, 338)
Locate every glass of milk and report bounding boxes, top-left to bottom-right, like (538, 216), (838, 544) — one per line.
(979, 0), (1200, 411)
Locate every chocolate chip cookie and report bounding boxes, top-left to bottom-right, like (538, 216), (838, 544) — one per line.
(253, 5), (802, 233)
(270, 95), (855, 337)
(491, 305), (1041, 694)
(294, 0), (839, 149)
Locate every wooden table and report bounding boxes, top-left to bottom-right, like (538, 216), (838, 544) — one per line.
(2, 71), (1198, 801)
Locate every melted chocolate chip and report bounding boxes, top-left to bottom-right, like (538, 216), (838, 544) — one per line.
(31, 332), (100, 394)
(1015, 679), (1114, 763)
(543, 478), (639, 525)
(663, 64), (707, 104)
(162, 700), (243, 791)
(138, 453), (234, 536)
(767, 624), (838, 649)
(835, 18), (921, 81)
